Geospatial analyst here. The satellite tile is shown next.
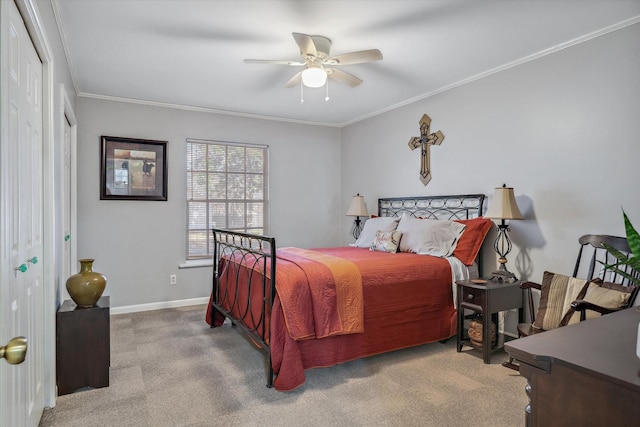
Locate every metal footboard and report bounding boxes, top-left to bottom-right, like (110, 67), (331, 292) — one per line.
(210, 228), (276, 388)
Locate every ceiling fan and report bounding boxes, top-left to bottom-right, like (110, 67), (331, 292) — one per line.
(244, 32), (383, 89)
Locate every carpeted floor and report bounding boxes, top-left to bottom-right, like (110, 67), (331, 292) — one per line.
(40, 304), (527, 426)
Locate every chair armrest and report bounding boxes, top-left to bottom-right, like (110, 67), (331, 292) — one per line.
(520, 281), (542, 291)
(570, 300), (621, 321)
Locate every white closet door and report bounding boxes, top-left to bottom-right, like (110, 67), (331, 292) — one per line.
(0, 1), (45, 425)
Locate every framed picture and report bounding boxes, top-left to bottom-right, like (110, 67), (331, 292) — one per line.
(100, 136), (168, 201)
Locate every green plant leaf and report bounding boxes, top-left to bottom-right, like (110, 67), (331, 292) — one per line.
(626, 256), (640, 270)
(623, 211), (640, 256)
(600, 262), (640, 286)
(602, 243), (629, 263)
(599, 211), (640, 287)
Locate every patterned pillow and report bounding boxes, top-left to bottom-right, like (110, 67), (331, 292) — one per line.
(370, 230), (403, 253)
(532, 271), (589, 331)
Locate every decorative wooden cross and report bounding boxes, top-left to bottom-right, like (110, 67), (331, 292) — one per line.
(408, 114), (445, 186)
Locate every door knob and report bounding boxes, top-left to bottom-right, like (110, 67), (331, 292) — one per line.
(14, 264), (27, 273)
(27, 256), (38, 264)
(0, 336), (27, 365)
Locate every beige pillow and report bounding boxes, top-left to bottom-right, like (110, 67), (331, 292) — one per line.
(532, 271), (589, 331)
(564, 279), (632, 325)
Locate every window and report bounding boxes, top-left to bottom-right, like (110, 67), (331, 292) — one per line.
(186, 139), (268, 259)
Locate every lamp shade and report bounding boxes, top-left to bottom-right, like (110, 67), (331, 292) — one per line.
(346, 194), (368, 217)
(301, 66), (327, 88)
(485, 185), (523, 220)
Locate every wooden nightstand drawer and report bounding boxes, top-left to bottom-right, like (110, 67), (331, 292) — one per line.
(461, 287), (484, 304)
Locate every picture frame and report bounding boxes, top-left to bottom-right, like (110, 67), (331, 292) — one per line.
(100, 136), (168, 201)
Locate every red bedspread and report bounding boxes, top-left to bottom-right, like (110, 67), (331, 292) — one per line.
(275, 247), (364, 340)
(207, 246), (455, 391)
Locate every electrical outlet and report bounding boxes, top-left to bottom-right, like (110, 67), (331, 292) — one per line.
(170, 274), (177, 285)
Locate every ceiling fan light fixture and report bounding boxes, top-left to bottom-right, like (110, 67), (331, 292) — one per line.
(301, 66), (327, 88)
(246, 33), (381, 91)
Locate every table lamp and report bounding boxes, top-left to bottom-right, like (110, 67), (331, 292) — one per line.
(346, 193), (368, 239)
(485, 184), (523, 282)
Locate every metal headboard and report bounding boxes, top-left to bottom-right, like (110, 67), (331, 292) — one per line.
(378, 194), (485, 220)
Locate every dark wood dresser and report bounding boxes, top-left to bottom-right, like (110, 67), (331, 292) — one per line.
(505, 307), (640, 426)
(56, 296), (110, 395)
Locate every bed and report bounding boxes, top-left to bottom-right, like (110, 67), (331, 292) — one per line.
(205, 194), (490, 391)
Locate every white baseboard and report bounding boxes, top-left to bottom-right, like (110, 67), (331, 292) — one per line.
(110, 297), (209, 315)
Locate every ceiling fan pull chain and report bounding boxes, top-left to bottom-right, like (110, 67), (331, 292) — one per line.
(325, 79), (330, 101)
(300, 79), (304, 104)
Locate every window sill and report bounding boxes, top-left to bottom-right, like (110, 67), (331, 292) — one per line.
(179, 259), (213, 269)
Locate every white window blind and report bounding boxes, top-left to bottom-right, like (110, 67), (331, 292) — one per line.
(186, 139), (268, 259)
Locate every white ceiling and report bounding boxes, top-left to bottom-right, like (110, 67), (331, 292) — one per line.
(53, 0), (640, 127)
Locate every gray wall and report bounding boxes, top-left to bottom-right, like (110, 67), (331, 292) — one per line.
(76, 22), (640, 311)
(76, 99), (341, 307)
(341, 23), (640, 317)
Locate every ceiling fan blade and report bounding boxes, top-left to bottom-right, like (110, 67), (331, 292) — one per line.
(244, 59), (306, 66)
(284, 71), (302, 88)
(326, 49), (383, 65)
(326, 68), (362, 87)
(292, 32), (317, 57)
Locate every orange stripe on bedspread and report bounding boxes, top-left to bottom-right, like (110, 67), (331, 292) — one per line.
(277, 247), (364, 340)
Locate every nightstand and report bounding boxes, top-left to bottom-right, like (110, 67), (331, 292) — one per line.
(456, 279), (523, 363)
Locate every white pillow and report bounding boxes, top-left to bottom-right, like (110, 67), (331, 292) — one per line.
(351, 216), (400, 248)
(396, 215), (466, 256)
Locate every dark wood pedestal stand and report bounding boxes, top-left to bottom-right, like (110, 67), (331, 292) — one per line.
(56, 296), (110, 395)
